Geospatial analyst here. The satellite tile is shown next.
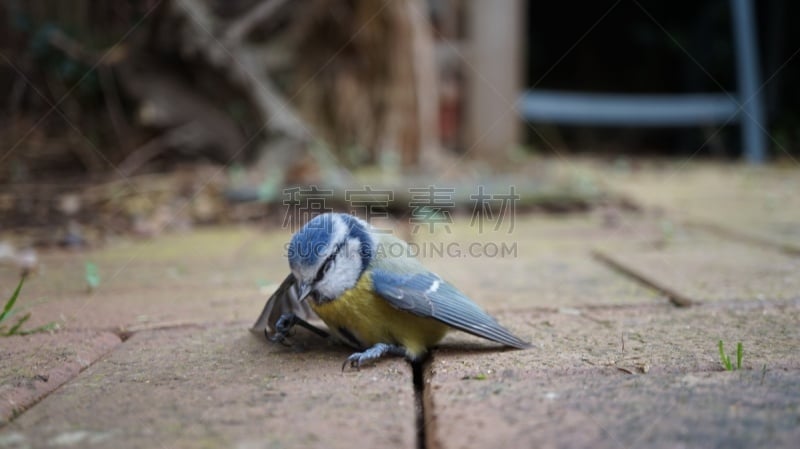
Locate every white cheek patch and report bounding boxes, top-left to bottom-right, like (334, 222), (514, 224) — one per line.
(315, 237), (364, 300)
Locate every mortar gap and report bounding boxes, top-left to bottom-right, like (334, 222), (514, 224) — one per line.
(592, 249), (695, 307)
(412, 354), (438, 449)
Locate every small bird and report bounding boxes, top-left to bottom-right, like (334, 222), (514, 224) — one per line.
(252, 212), (529, 369)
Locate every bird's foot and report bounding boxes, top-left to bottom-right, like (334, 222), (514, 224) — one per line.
(267, 313), (329, 346)
(342, 343), (406, 371)
(267, 313), (297, 346)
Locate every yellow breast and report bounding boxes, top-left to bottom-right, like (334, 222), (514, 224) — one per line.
(309, 272), (448, 359)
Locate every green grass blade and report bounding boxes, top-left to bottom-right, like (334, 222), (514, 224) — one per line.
(718, 340), (732, 370)
(18, 321), (59, 335)
(0, 276), (26, 323)
(85, 262), (101, 291)
(736, 342), (743, 369)
(6, 312), (31, 336)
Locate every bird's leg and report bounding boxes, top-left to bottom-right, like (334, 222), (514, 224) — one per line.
(268, 313), (329, 345)
(342, 343), (407, 371)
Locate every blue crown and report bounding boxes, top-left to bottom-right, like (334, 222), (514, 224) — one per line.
(288, 213), (373, 272)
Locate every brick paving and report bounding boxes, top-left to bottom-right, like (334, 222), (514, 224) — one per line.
(1, 162), (798, 448)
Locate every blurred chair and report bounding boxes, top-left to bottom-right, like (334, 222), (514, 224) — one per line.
(518, 0), (766, 163)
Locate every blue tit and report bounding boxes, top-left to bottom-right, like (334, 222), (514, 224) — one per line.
(254, 212), (529, 369)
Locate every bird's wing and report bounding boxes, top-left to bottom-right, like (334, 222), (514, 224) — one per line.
(250, 273), (318, 335)
(370, 268), (529, 348)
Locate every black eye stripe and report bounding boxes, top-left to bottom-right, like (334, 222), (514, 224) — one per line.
(314, 240), (346, 283)
(314, 258), (332, 283)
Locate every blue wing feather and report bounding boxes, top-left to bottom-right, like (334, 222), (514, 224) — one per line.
(371, 269), (529, 349)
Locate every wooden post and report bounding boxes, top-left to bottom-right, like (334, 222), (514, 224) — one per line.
(466, 0), (523, 159)
(407, 0), (441, 167)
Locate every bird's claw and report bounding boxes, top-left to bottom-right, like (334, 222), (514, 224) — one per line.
(266, 313), (298, 346)
(266, 328), (293, 347)
(341, 343), (405, 371)
(342, 352), (371, 371)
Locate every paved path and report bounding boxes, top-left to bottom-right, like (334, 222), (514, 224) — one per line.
(1, 162), (798, 448)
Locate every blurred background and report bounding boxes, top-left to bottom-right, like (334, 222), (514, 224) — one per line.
(0, 0), (797, 248)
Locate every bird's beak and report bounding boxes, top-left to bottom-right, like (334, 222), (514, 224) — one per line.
(296, 282), (312, 302)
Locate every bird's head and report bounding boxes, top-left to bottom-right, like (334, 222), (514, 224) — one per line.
(287, 213), (374, 303)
